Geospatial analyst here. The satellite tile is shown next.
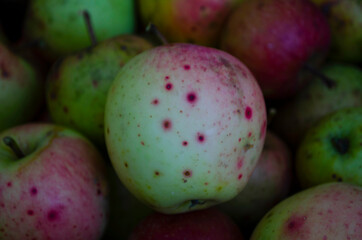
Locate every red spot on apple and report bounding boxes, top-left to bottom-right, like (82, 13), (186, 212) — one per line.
(165, 83), (173, 91)
(30, 187), (38, 196)
(162, 119), (172, 131)
(238, 174), (243, 180)
(197, 133), (205, 143)
(182, 141), (188, 146)
(154, 171), (160, 176)
(183, 170), (192, 177)
(165, 76), (170, 81)
(237, 157), (244, 169)
(141, 141), (145, 146)
(47, 210), (59, 221)
(184, 64), (191, 70)
(245, 106), (253, 120)
(151, 98), (159, 105)
(286, 215), (307, 232)
(27, 210), (34, 216)
(6, 182), (12, 187)
(186, 92), (197, 104)
(238, 138), (242, 142)
(248, 132), (252, 137)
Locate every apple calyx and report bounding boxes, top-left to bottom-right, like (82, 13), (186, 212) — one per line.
(3, 136), (25, 158)
(82, 10), (97, 47)
(303, 64), (337, 89)
(146, 22), (168, 45)
(331, 137), (349, 155)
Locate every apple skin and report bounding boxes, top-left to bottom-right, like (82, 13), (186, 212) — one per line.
(271, 63), (362, 149)
(250, 182), (362, 240)
(220, 0), (330, 99)
(137, 0), (241, 47)
(105, 43), (267, 214)
(0, 123), (109, 240)
(129, 207), (244, 240)
(46, 35), (153, 149)
(219, 131), (292, 229)
(310, 0), (362, 63)
(0, 43), (44, 132)
(22, 0), (136, 61)
(296, 107), (362, 188)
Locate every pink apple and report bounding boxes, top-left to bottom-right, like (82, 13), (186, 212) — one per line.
(220, 0), (330, 99)
(0, 123), (109, 240)
(129, 207), (244, 240)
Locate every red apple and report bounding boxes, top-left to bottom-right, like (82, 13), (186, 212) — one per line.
(129, 207), (244, 240)
(0, 123), (109, 240)
(220, 0), (330, 99)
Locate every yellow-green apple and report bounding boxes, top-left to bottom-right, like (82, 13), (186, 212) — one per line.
(0, 123), (109, 240)
(0, 42), (43, 132)
(219, 131), (292, 231)
(310, 0), (362, 63)
(46, 35), (153, 149)
(105, 43), (267, 214)
(129, 207), (244, 240)
(296, 107), (362, 188)
(22, 0), (136, 61)
(271, 63), (362, 149)
(137, 0), (241, 47)
(101, 163), (152, 240)
(220, 0), (331, 99)
(250, 182), (362, 240)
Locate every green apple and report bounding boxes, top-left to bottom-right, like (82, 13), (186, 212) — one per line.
(296, 107), (362, 188)
(311, 0), (362, 63)
(250, 182), (362, 240)
(0, 123), (109, 239)
(46, 35), (153, 148)
(0, 42), (43, 132)
(271, 63), (362, 149)
(23, 0), (136, 60)
(105, 43), (267, 214)
(219, 131), (292, 230)
(137, 0), (241, 47)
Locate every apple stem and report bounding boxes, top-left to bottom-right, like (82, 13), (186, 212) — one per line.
(3, 136), (25, 158)
(331, 137), (349, 155)
(303, 64), (336, 89)
(146, 22), (168, 45)
(83, 10), (97, 47)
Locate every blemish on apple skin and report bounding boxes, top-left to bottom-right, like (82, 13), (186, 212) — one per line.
(30, 187), (38, 196)
(6, 182), (12, 187)
(154, 171), (160, 176)
(197, 133), (206, 143)
(237, 157), (244, 169)
(140, 141), (145, 146)
(47, 210), (59, 221)
(151, 98), (159, 105)
(182, 141), (188, 146)
(186, 92), (198, 104)
(285, 215), (307, 232)
(124, 162), (128, 168)
(162, 119), (172, 131)
(245, 106), (253, 120)
(183, 170), (192, 178)
(164, 76), (170, 81)
(27, 210), (34, 216)
(165, 83), (173, 91)
(238, 174), (243, 180)
(184, 64), (191, 70)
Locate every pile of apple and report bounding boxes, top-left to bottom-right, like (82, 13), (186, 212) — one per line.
(0, 0), (361, 239)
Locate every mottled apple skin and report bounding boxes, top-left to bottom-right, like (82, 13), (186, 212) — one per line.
(250, 182), (362, 240)
(0, 124), (109, 240)
(219, 131), (292, 228)
(296, 107), (362, 188)
(138, 0), (241, 47)
(220, 0), (330, 99)
(23, 0), (136, 61)
(46, 35), (153, 148)
(129, 208), (244, 240)
(105, 43), (267, 214)
(0, 43), (43, 132)
(271, 63), (362, 149)
(311, 0), (362, 63)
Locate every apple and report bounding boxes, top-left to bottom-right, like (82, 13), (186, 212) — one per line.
(250, 182), (362, 240)
(296, 107), (362, 188)
(137, 0), (241, 47)
(101, 163), (152, 240)
(105, 43), (267, 214)
(0, 123), (109, 240)
(310, 0), (362, 63)
(46, 35), (154, 149)
(271, 63), (362, 149)
(22, 0), (136, 61)
(0, 42), (44, 132)
(220, 0), (330, 99)
(129, 207), (244, 240)
(219, 131), (292, 231)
